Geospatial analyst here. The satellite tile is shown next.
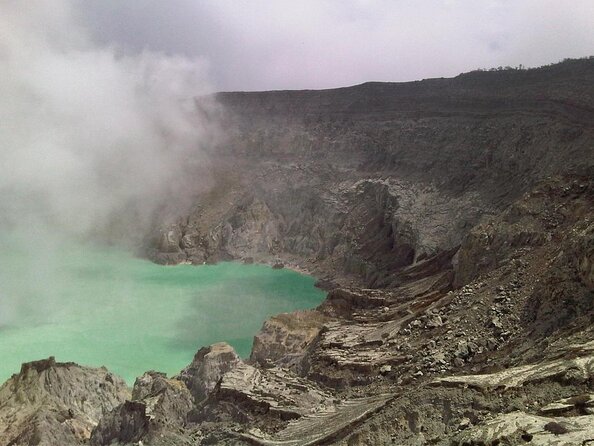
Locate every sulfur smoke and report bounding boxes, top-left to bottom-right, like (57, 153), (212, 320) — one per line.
(0, 0), (218, 240)
(0, 1), (219, 327)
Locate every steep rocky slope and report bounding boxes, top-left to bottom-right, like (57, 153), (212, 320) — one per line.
(148, 58), (594, 290)
(1, 59), (593, 445)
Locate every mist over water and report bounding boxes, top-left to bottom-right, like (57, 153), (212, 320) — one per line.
(0, 1), (312, 383)
(0, 2), (223, 336)
(0, 231), (325, 383)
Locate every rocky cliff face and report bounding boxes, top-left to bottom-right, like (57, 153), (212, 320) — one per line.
(2, 59), (594, 445)
(148, 58), (594, 289)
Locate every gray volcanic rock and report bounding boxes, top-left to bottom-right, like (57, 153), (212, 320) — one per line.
(455, 175), (594, 336)
(195, 351), (395, 445)
(208, 362), (336, 420)
(432, 339), (594, 390)
(239, 393), (394, 446)
(453, 411), (594, 446)
(455, 175), (593, 287)
(90, 371), (194, 446)
(0, 357), (129, 446)
(250, 310), (329, 372)
(177, 342), (242, 403)
(149, 59), (594, 288)
(439, 343), (594, 445)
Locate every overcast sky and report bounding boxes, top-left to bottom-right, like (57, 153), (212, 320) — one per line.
(78, 1), (593, 91)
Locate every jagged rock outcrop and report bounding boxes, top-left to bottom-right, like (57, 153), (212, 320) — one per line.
(202, 362), (336, 421)
(454, 174), (593, 286)
(239, 393), (394, 446)
(177, 342), (242, 403)
(90, 371), (194, 446)
(0, 357), (129, 446)
(190, 345), (396, 445)
(436, 342), (594, 445)
(453, 174), (594, 340)
(250, 310), (328, 372)
(433, 340), (594, 391)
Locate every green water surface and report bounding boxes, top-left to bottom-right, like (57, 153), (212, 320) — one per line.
(0, 232), (325, 384)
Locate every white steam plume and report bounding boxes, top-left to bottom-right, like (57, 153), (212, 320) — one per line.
(0, 0), (217, 240)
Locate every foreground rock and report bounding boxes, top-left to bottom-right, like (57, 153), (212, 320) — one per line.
(177, 342), (242, 403)
(453, 412), (594, 446)
(250, 310), (329, 372)
(440, 343), (594, 445)
(239, 393), (393, 446)
(89, 343), (395, 445)
(200, 362), (336, 422)
(433, 340), (594, 391)
(0, 357), (129, 446)
(91, 371), (194, 446)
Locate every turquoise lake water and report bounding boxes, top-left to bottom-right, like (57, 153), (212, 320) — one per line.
(0, 232), (325, 384)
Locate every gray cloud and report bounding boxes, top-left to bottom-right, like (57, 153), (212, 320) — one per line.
(79, 0), (594, 91)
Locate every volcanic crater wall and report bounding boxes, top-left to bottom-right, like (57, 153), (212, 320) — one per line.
(149, 59), (594, 287)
